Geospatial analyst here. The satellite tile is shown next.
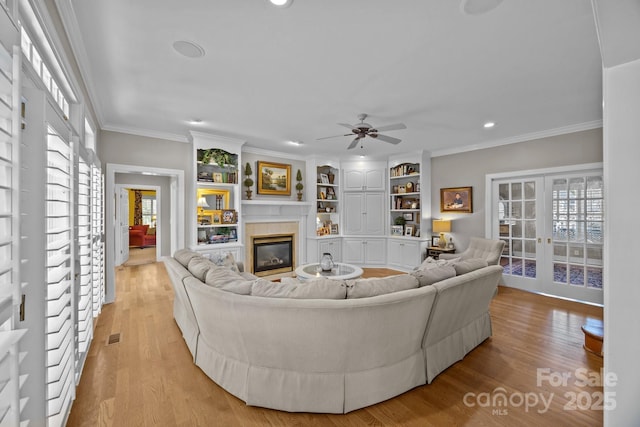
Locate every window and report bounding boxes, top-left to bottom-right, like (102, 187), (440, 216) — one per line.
(141, 196), (157, 227)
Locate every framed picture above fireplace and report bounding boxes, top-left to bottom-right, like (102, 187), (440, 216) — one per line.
(257, 161), (291, 196)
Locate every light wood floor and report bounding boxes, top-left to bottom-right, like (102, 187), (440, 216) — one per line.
(67, 263), (604, 426)
(123, 246), (157, 266)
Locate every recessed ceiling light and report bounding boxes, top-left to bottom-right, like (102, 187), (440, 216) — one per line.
(483, 122), (495, 128)
(188, 119), (204, 125)
(289, 140), (303, 146)
(173, 40), (205, 58)
(460, 0), (503, 16)
(269, 0), (293, 8)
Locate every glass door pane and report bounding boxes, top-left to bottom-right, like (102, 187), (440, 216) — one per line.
(493, 177), (544, 293)
(546, 172), (603, 304)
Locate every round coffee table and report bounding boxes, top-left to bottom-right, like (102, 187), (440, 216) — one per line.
(295, 262), (363, 281)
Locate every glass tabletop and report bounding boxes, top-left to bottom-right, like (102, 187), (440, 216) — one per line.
(301, 263), (356, 277)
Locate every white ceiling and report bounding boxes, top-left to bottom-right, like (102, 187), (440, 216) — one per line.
(57, 0), (603, 159)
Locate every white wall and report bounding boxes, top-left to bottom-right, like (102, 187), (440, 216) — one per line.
(430, 128), (603, 249)
(602, 58), (640, 426)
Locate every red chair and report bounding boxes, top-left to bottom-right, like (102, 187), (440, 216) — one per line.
(129, 225), (156, 247)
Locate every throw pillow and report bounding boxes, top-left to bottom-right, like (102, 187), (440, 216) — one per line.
(209, 252), (240, 272)
(345, 274), (419, 299)
(147, 227), (156, 235)
(410, 265), (456, 287)
(187, 257), (215, 281)
(453, 258), (488, 275)
(204, 266), (253, 295)
(174, 249), (201, 267)
(251, 278), (298, 298)
(290, 278), (347, 299)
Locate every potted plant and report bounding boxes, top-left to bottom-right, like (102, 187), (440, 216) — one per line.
(295, 169), (304, 201)
(243, 162), (254, 200)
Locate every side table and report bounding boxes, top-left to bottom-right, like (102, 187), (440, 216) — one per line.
(426, 246), (456, 260)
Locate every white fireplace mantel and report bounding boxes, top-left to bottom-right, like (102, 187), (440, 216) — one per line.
(241, 200), (313, 266)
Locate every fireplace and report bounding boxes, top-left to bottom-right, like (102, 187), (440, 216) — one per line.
(253, 234), (294, 277)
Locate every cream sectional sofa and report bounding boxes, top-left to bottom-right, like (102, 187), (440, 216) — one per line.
(163, 250), (503, 413)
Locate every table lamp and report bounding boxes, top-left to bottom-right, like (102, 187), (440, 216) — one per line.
(432, 219), (451, 249)
(197, 196), (210, 214)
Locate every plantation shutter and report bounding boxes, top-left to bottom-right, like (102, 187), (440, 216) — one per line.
(46, 125), (74, 425)
(91, 166), (104, 317)
(75, 156), (92, 380)
(0, 41), (27, 426)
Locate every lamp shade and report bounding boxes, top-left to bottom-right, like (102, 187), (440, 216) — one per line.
(197, 196), (210, 208)
(432, 219), (451, 233)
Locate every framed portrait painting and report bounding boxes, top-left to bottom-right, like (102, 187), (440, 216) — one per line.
(257, 161), (291, 196)
(440, 186), (473, 213)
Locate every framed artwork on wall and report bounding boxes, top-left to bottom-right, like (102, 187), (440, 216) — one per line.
(257, 161), (291, 195)
(440, 186), (473, 213)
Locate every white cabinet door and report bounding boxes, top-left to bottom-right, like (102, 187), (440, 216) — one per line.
(343, 193), (365, 235)
(343, 169), (365, 191)
(364, 238), (386, 265)
(318, 238), (342, 262)
(363, 192), (385, 234)
(342, 238), (365, 264)
(343, 168), (385, 191)
(342, 238), (386, 265)
(344, 193), (385, 235)
(387, 238), (420, 270)
(364, 169), (385, 191)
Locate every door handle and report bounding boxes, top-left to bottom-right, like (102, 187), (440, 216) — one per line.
(547, 238), (551, 244)
(538, 237), (541, 243)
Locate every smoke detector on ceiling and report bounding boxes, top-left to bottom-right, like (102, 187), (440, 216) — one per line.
(172, 41), (205, 58)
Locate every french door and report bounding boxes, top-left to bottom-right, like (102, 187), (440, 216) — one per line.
(490, 166), (604, 305)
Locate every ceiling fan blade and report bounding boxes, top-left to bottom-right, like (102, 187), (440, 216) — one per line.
(372, 134), (402, 145)
(374, 123), (406, 132)
(316, 133), (352, 140)
(338, 123), (356, 130)
(347, 137), (361, 150)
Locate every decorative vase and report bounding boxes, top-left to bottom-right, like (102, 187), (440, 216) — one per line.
(246, 189), (252, 200)
(320, 253), (334, 272)
(297, 192), (303, 201)
(327, 172), (335, 184)
(438, 233), (447, 249)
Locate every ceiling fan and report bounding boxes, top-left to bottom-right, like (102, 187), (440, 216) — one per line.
(318, 113), (407, 149)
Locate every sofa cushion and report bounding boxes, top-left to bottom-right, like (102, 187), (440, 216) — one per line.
(453, 258), (489, 275)
(188, 257), (215, 281)
(410, 265), (456, 287)
(345, 274), (419, 299)
(239, 271), (259, 281)
(251, 277), (347, 299)
(416, 256), (461, 271)
(209, 252), (240, 272)
(204, 266), (253, 295)
(174, 249), (201, 267)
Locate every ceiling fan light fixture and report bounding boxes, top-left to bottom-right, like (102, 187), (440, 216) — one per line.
(269, 0), (293, 8)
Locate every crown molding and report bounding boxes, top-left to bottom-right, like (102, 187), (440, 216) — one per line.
(242, 145), (308, 161)
(101, 123), (189, 143)
(431, 120), (603, 157)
